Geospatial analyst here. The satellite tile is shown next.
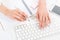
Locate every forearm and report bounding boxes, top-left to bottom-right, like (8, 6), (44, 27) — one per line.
(38, 0), (46, 8)
(0, 5), (9, 15)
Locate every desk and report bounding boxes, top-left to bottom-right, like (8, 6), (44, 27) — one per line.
(0, 0), (60, 40)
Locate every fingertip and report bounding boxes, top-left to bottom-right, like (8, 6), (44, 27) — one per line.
(39, 22), (43, 28)
(22, 12), (28, 18)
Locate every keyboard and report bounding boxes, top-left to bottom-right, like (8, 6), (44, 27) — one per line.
(15, 13), (60, 40)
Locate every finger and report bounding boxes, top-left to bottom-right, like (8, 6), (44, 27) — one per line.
(13, 14), (24, 21)
(39, 16), (44, 28)
(15, 11), (26, 20)
(15, 8), (27, 18)
(47, 15), (51, 23)
(36, 12), (42, 28)
(46, 13), (51, 23)
(14, 17), (21, 21)
(18, 12), (27, 20)
(14, 8), (26, 18)
(38, 13), (43, 27)
(21, 12), (28, 18)
(42, 16), (46, 27)
(45, 15), (49, 26)
(36, 12), (39, 20)
(11, 14), (21, 21)
(39, 22), (43, 28)
(39, 14), (43, 27)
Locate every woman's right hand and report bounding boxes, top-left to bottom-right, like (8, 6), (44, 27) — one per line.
(0, 4), (28, 21)
(5, 8), (28, 21)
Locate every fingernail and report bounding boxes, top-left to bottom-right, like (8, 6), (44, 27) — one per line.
(40, 23), (43, 28)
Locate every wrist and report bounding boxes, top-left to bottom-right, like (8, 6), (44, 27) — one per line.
(38, 0), (46, 7)
(0, 4), (10, 14)
(39, 0), (46, 4)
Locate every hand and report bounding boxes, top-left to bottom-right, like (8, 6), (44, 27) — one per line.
(36, 6), (50, 28)
(5, 8), (28, 21)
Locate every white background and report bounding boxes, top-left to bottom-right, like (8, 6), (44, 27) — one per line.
(0, 0), (60, 40)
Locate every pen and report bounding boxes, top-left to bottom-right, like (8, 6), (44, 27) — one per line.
(22, 0), (33, 15)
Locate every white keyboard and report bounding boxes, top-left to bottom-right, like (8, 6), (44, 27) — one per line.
(15, 13), (60, 40)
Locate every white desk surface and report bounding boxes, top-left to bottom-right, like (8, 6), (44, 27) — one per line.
(0, 0), (60, 40)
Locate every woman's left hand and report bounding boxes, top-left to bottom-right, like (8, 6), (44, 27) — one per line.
(36, 6), (50, 28)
